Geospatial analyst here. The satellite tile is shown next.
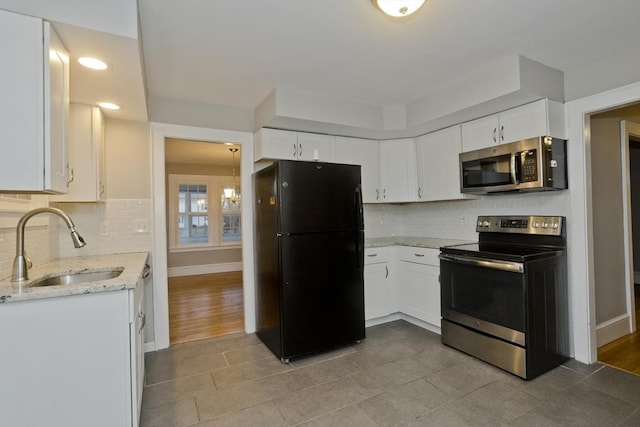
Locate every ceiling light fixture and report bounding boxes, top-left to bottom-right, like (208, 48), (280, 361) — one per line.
(78, 57), (108, 70)
(372, 0), (426, 18)
(97, 102), (120, 110)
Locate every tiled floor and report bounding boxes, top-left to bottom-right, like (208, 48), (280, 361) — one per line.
(141, 320), (640, 426)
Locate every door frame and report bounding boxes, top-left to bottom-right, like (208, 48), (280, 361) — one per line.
(565, 81), (640, 364)
(150, 123), (254, 351)
(621, 120), (640, 335)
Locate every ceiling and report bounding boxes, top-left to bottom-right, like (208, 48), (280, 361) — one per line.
(136, 0), (640, 123)
(165, 139), (241, 167)
(0, 0), (638, 135)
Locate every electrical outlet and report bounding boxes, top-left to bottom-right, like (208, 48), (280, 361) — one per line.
(134, 219), (150, 233)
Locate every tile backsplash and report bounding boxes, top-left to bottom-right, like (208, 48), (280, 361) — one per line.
(0, 225), (57, 280)
(53, 199), (153, 258)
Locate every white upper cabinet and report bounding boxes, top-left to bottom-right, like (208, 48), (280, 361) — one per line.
(379, 138), (418, 203)
(416, 125), (468, 202)
(0, 10), (69, 193)
(297, 132), (335, 162)
(52, 104), (106, 202)
(461, 99), (565, 152)
(334, 136), (379, 203)
(254, 128), (335, 162)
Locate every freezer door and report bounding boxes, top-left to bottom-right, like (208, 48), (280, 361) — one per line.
(278, 161), (363, 234)
(280, 231), (365, 359)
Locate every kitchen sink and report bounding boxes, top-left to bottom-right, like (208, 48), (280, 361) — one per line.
(31, 267), (124, 287)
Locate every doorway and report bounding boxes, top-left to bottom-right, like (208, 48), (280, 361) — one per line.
(164, 138), (244, 344)
(591, 107), (640, 373)
(150, 124), (254, 351)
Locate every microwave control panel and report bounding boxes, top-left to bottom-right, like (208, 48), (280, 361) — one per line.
(521, 150), (538, 182)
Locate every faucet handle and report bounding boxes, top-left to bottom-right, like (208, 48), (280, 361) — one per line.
(25, 254), (32, 270)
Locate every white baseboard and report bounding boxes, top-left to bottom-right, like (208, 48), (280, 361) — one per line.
(399, 313), (441, 336)
(365, 312), (441, 336)
(168, 262), (242, 277)
(596, 314), (631, 347)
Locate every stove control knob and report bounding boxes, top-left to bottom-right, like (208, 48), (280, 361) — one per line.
(477, 220), (483, 227)
(552, 223), (559, 229)
(482, 221), (490, 228)
(533, 222), (540, 228)
(542, 222), (549, 229)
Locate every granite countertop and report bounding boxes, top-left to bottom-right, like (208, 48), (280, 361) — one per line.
(365, 236), (473, 250)
(0, 252), (149, 304)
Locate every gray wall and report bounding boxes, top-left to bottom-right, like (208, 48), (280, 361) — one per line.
(590, 105), (640, 325)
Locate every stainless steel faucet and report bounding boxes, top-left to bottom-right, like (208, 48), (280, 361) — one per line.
(12, 207), (86, 282)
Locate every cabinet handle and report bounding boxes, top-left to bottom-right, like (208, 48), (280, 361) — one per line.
(293, 144), (297, 157)
(139, 312), (146, 332)
(142, 263), (151, 279)
(67, 165), (74, 186)
(385, 266), (389, 278)
(299, 143), (302, 157)
(383, 189), (386, 200)
(367, 253), (378, 257)
(418, 187), (422, 199)
(376, 189), (379, 200)
(492, 128), (497, 143)
(500, 125), (504, 141)
(414, 253), (425, 257)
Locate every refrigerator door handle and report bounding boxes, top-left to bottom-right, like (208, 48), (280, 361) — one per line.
(356, 184), (364, 231)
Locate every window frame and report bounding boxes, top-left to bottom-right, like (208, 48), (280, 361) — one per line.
(167, 174), (241, 251)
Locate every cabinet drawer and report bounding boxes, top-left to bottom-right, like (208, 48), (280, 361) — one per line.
(365, 247), (394, 264)
(397, 246), (439, 265)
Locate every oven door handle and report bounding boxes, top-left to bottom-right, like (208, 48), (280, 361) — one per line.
(439, 254), (524, 273)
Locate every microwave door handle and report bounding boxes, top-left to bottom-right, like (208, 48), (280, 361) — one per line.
(510, 153), (519, 184)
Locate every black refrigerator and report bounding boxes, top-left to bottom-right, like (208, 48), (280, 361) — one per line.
(253, 160), (365, 362)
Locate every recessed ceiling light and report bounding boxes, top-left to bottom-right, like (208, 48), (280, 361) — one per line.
(98, 102), (120, 110)
(372, 0), (426, 18)
(78, 57), (108, 70)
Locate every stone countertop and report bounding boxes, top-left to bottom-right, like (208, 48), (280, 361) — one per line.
(0, 252), (149, 304)
(365, 236), (473, 250)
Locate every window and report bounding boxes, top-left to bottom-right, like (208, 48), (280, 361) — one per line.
(168, 174), (241, 249)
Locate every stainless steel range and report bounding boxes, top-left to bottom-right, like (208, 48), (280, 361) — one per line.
(439, 215), (569, 380)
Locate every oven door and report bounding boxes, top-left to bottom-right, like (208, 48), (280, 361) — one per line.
(439, 253), (526, 346)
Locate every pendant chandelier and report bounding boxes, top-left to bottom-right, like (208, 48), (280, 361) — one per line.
(371, 0), (426, 18)
(226, 147), (239, 203)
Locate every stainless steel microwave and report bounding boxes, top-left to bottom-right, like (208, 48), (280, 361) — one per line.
(460, 136), (567, 194)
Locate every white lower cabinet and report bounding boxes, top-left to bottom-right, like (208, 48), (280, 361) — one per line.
(364, 247), (396, 320)
(397, 247), (441, 327)
(0, 285), (145, 427)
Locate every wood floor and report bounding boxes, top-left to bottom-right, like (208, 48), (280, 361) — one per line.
(168, 271), (244, 345)
(597, 289), (640, 375)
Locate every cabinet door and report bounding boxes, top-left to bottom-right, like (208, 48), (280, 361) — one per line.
(52, 104), (105, 202)
(364, 262), (391, 320)
(0, 11), (44, 192)
(335, 136), (379, 203)
(399, 261), (441, 326)
(297, 132), (334, 162)
(0, 292), (131, 426)
(416, 125), (464, 202)
(45, 23), (70, 193)
(130, 281), (145, 424)
(498, 99), (549, 144)
(461, 114), (500, 152)
(254, 128), (297, 161)
(379, 139), (418, 202)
